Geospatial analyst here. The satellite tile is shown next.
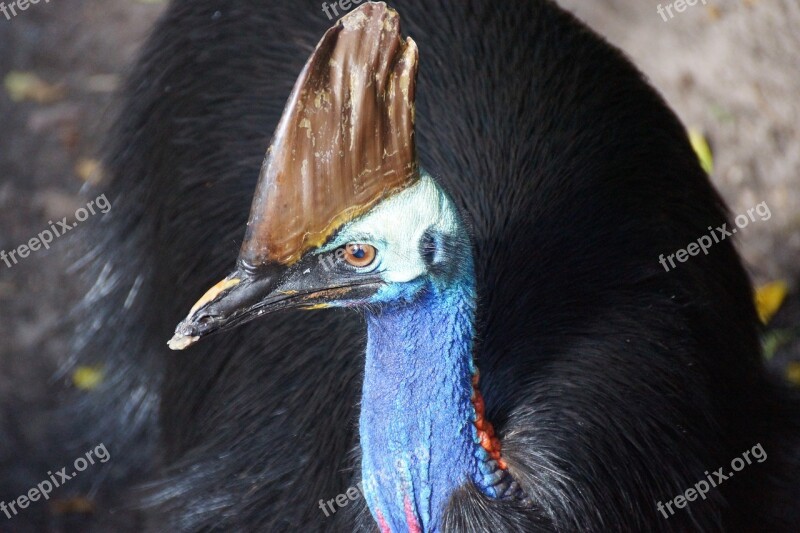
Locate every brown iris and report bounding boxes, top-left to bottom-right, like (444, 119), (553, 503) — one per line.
(342, 243), (376, 268)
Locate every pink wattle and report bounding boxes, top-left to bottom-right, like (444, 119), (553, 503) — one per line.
(404, 496), (422, 533)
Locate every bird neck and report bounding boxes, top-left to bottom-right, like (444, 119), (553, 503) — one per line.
(360, 274), (508, 532)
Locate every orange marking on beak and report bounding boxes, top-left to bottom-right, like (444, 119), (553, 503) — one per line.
(189, 277), (241, 316)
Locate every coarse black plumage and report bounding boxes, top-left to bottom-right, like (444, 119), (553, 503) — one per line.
(26, 0), (800, 531)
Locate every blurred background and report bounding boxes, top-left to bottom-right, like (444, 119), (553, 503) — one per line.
(0, 0), (797, 527)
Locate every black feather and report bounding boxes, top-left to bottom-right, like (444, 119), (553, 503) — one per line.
(35, 0), (800, 531)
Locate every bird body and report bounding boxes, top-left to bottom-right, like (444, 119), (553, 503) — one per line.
(15, 0), (798, 531)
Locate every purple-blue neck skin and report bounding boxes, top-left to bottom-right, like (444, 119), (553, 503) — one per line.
(316, 172), (506, 531)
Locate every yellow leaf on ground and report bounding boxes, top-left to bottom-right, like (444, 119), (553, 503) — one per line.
(688, 128), (714, 175)
(4, 71), (65, 104)
(755, 281), (788, 324)
(72, 366), (104, 390)
(786, 362), (800, 386)
(74, 158), (105, 185)
(51, 497), (95, 515)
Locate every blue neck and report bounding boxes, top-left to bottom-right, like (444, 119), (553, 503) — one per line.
(359, 273), (501, 532)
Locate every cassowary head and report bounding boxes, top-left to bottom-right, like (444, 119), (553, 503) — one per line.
(169, 3), (517, 531)
(168, 2), (467, 337)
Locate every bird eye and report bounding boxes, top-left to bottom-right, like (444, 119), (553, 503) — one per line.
(342, 243), (376, 268)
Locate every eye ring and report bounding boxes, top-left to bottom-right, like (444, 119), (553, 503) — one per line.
(342, 243), (376, 268)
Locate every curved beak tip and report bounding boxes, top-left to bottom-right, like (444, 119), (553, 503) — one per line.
(167, 331), (199, 351)
(165, 268), (283, 351)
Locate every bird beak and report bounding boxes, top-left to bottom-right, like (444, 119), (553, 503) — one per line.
(167, 257), (382, 351)
(167, 264), (285, 350)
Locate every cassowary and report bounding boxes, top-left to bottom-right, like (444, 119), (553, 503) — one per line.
(50, 0), (800, 531)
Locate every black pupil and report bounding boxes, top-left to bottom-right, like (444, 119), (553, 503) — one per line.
(351, 246), (365, 259)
